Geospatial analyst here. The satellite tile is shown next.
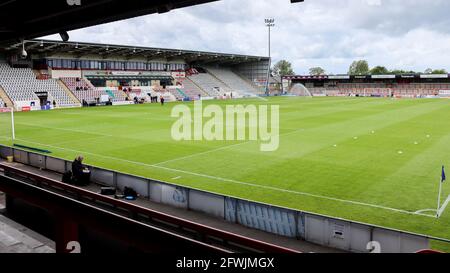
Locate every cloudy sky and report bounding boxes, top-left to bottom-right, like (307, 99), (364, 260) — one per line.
(42, 0), (450, 75)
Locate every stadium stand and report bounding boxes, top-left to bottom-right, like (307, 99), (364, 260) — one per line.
(60, 77), (128, 103)
(287, 76), (450, 98)
(175, 77), (207, 100)
(167, 87), (186, 101)
(206, 67), (260, 95)
(0, 40), (270, 110)
(187, 69), (232, 97)
(0, 63), (40, 106)
(0, 63), (79, 108)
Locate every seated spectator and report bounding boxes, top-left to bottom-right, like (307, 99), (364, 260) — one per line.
(71, 155), (90, 186)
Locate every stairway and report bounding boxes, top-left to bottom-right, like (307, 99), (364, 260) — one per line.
(57, 80), (81, 105)
(183, 77), (209, 97)
(204, 68), (233, 92)
(234, 72), (263, 94)
(106, 89), (116, 98)
(176, 88), (188, 98)
(0, 84), (14, 108)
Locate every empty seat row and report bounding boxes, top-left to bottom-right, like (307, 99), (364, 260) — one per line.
(60, 77), (128, 103)
(206, 67), (260, 95)
(0, 63), (78, 107)
(187, 72), (231, 97)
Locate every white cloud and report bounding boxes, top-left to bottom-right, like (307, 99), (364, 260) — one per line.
(42, 0), (450, 74)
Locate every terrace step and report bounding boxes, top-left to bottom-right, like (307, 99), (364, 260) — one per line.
(234, 71), (263, 94)
(0, 84), (13, 108)
(176, 88), (188, 98)
(204, 68), (233, 91)
(184, 76), (210, 97)
(57, 79), (81, 105)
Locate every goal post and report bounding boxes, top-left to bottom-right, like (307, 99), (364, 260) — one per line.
(0, 107), (15, 142)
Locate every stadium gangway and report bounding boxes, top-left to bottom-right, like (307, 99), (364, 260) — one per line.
(0, 163), (300, 254)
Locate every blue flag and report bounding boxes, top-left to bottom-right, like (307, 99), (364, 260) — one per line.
(442, 166), (446, 183)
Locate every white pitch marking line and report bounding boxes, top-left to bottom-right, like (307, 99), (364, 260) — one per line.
(414, 209), (437, 216)
(16, 122), (115, 138)
(8, 138), (435, 218)
(154, 141), (253, 167)
(438, 195), (450, 218)
(153, 128), (305, 166)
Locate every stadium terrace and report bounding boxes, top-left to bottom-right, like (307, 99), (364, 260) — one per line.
(283, 74), (450, 98)
(0, 39), (270, 111)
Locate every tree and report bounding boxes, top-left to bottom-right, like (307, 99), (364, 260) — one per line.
(432, 69), (447, 74)
(390, 69), (416, 75)
(370, 66), (389, 75)
(309, 67), (326, 76)
(272, 60), (295, 77)
(348, 60), (369, 75)
(424, 68), (433, 74)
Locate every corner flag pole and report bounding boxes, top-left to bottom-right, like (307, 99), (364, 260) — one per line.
(437, 180), (442, 218)
(437, 166), (445, 218)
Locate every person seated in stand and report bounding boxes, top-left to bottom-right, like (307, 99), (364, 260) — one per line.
(72, 155), (90, 186)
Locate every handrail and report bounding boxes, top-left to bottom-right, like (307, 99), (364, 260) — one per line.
(0, 163), (301, 254)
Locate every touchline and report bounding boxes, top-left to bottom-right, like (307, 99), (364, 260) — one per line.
(171, 100), (280, 152)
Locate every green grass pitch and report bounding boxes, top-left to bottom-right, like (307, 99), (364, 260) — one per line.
(1, 97), (450, 249)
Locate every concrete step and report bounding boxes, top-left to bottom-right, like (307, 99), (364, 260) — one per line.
(57, 80), (81, 105)
(0, 85), (13, 108)
(234, 72), (263, 94)
(0, 214), (55, 253)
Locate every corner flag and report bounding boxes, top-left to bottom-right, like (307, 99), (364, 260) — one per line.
(442, 166), (446, 183)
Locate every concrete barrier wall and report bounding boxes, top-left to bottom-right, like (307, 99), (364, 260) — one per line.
(116, 173), (149, 198)
(225, 198), (297, 238)
(46, 157), (66, 173)
(161, 185), (188, 209)
(0, 146), (12, 158)
(0, 145), (445, 253)
(189, 190), (224, 219)
(13, 149), (28, 165)
(90, 167), (115, 187)
(29, 153), (45, 169)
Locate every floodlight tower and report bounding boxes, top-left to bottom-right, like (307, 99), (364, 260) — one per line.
(265, 18), (275, 96)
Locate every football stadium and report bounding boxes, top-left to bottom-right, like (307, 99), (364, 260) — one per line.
(0, 0), (450, 258)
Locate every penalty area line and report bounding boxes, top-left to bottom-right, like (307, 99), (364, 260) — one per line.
(6, 138), (434, 218)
